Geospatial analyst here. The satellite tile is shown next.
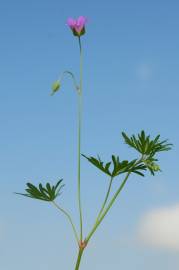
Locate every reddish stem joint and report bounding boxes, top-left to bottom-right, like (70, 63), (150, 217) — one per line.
(78, 239), (87, 250)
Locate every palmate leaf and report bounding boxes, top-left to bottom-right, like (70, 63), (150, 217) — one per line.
(82, 154), (111, 176)
(122, 130), (172, 157)
(15, 179), (64, 202)
(82, 154), (147, 177)
(111, 155), (147, 177)
(121, 130), (172, 175)
(82, 131), (171, 178)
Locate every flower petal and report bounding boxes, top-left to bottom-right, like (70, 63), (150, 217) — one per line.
(67, 18), (76, 28)
(76, 16), (87, 27)
(74, 16), (86, 33)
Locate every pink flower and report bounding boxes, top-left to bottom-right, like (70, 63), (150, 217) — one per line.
(67, 16), (87, 37)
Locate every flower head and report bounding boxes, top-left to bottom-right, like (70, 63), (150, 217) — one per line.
(67, 16), (87, 37)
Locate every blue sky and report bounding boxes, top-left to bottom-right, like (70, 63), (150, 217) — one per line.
(0, 0), (179, 269)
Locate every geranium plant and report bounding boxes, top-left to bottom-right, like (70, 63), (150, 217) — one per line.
(16, 16), (172, 270)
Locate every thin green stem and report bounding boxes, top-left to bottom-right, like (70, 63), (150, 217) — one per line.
(86, 158), (144, 243)
(86, 171), (131, 243)
(52, 201), (79, 243)
(78, 36), (83, 241)
(59, 70), (79, 92)
(74, 249), (84, 270)
(96, 177), (113, 222)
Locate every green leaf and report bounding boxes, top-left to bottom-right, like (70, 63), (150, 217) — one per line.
(82, 154), (112, 176)
(83, 154), (147, 178)
(16, 179), (64, 202)
(122, 130), (172, 157)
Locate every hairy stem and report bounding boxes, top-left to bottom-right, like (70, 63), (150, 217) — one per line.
(52, 201), (79, 243)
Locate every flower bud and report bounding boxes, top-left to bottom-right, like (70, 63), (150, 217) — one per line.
(51, 80), (60, 95)
(67, 16), (87, 37)
(151, 163), (160, 172)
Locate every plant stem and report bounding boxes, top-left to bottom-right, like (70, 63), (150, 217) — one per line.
(86, 171), (131, 243)
(96, 177), (113, 222)
(86, 177), (113, 246)
(78, 36), (83, 241)
(75, 249), (84, 270)
(86, 157), (144, 243)
(59, 71), (79, 92)
(52, 201), (79, 243)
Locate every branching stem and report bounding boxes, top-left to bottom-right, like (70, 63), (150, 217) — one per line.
(52, 201), (79, 244)
(95, 177), (113, 223)
(86, 172), (131, 243)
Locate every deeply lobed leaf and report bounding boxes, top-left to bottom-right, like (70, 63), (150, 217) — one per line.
(122, 130), (172, 157)
(82, 154), (147, 177)
(15, 179), (64, 202)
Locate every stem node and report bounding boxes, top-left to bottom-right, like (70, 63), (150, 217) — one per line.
(78, 239), (87, 250)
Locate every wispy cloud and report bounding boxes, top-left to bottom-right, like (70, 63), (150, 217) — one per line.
(138, 204), (179, 251)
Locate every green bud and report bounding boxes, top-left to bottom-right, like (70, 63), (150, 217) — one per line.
(51, 80), (60, 95)
(152, 163), (160, 171)
(144, 160), (161, 172)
